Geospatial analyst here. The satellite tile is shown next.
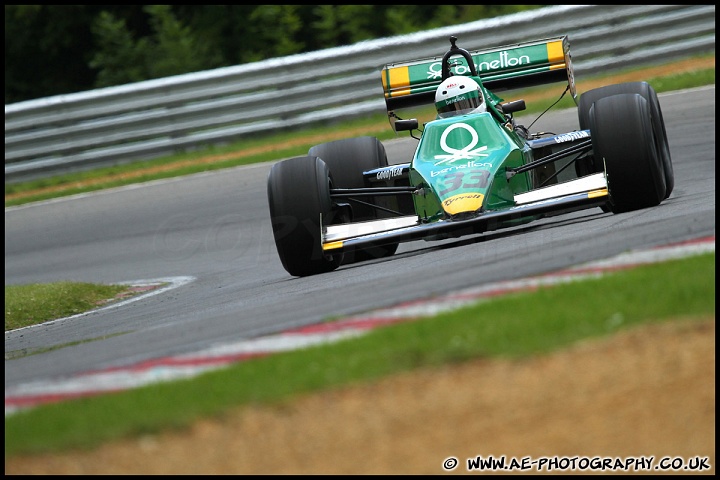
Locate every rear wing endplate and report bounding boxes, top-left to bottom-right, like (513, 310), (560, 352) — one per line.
(381, 36), (577, 113)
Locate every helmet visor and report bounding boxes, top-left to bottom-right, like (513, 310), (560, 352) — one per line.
(435, 90), (483, 118)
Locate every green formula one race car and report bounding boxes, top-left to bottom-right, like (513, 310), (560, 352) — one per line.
(267, 35), (674, 277)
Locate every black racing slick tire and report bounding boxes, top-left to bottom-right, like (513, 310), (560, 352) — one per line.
(589, 93), (666, 213)
(309, 136), (399, 261)
(309, 136), (388, 221)
(267, 156), (342, 277)
(579, 81), (673, 199)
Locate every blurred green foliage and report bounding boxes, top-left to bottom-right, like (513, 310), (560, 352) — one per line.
(5, 5), (543, 103)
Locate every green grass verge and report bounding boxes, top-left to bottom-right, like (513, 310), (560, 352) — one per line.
(4, 282), (130, 331)
(4, 54), (715, 208)
(4, 252), (715, 456)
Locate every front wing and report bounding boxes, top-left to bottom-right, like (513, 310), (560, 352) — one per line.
(322, 173), (608, 254)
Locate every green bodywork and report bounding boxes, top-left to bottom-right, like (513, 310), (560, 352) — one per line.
(410, 109), (532, 222)
(381, 36), (576, 224)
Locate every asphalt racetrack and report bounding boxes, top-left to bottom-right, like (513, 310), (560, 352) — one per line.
(5, 86), (716, 394)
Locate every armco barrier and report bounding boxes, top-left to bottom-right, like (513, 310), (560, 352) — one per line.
(4, 5), (715, 183)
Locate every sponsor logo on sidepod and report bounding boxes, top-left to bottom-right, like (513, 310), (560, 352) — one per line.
(376, 165), (404, 180)
(554, 130), (589, 144)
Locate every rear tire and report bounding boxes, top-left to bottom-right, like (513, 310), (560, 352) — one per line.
(579, 82), (673, 199)
(589, 93), (666, 213)
(267, 156), (342, 277)
(309, 136), (399, 261)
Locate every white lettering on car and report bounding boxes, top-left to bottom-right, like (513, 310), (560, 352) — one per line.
(554, 130), (589, 144)
(477, 51), (531, 72)
(376, 165), (405, 180)
(430, 160), (492, 177)
(426, 51), (531, 79)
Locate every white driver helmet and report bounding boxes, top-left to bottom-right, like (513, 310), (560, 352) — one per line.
(434, 76), (486, 118)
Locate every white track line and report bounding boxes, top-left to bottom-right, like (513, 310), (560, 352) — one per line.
(6, 276), (195, 335)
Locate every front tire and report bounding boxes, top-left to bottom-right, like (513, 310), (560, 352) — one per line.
(579, 82), (673, 199)
(589, 93), (666, 213)
(309, 136), (399, 261)
(267, 156), (342, 277)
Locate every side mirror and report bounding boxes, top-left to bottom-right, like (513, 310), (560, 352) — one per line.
(395, 119), (419, 132)
(500, 100), (526, 114)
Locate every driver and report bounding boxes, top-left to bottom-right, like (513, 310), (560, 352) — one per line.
(434, 76), (487, 118)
